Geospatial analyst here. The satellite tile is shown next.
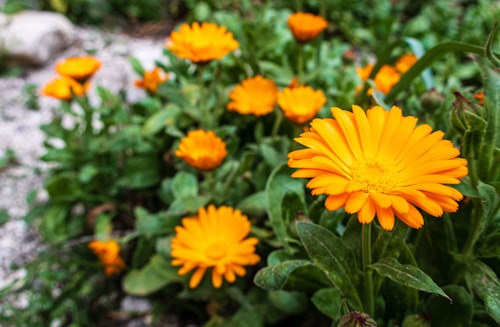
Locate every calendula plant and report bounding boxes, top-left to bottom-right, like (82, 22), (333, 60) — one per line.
(2, 1), (500, 326)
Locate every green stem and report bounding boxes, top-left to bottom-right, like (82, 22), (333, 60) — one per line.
(297, 43), (304, 82)
(362, 223), (375, 317)
(271, 110), (283, 137)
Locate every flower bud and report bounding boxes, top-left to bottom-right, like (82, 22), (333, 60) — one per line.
(450, 91), (486, 134)
(401, 314), (430, 327)
(337, 311), (377, 327)
(419, 88), (444, 111)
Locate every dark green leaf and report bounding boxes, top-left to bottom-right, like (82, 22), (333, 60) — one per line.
(171, 171), (198, 199)
(237, 191), (267, 216)
(253, 260), (312, 291)
(119, 155), (161, 189)
(142, 104), (181, 135)
(311, 287), (343, 321)
(369, 257), (450, 301)
(269, 290), (307, 315)
(0, 209), (9, 227)
(468, 260), (500, 324)
(296, 221), (363, 310)
(425, 285), (473, 327)
(135, 207), (183, 237)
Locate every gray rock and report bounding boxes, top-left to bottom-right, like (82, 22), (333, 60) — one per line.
(0, 10), (75, 66)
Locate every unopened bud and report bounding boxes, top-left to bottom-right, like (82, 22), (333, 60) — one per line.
(419, 88), (444, 111)
(450, 91), (486, 134)
(401, 313), (430, 327)
(337, 311), (377, 327)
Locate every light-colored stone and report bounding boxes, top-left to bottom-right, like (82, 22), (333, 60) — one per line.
(0, 10), (75, 66)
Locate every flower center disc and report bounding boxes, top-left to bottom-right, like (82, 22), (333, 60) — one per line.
(205, 242), (227, 260)
(350, 157), (397, 193)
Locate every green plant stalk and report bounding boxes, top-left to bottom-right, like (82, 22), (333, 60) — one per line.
(362, 223), (374, 317)
(196, 64), (213, 129)
(271, 109), (283, 137)
(297, 43), (304, 82)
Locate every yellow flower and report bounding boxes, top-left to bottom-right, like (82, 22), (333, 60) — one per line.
(227, 75), (278, 116)
(175, 130), (227, 170)
(288, 105), (468, 230)
(41, 76), (89, 101)
(134, 67), (169, 94)
(171, 205), (260, 288)
(55, 56), (101, 83)
(88, 240), (126, 276)
(277, 85), (327, 125)
(356, 64), (401, 95)
(395, 53), (418, 74)
(288, 12), (328, 43)
(165, 22), (239, 64)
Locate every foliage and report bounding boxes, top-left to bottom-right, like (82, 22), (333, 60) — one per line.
(1, 1), (500, 326)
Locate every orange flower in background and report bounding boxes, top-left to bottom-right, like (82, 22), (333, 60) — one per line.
(227, 75), (278, 116)
(165, 22), (239, 64)
(175, 130), (227, 170)
(41, 76), (89, 101)
(134, 67), (169, 94)
(356, 64), (401, 95)
(288, 12), (328, 42)
(288, 105), (468, 230)
(88, 240), (126, 276)
(395, 53), (418, 74)
(473, 91), (484, 105)
(277, 85), (327, 124)
(171, 205), (260, 288)
(55, 56), (101, 83)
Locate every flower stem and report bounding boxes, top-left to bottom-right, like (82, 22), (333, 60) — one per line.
(271, 109), (283, 137)
(297, 43), (304, 82)
(362, 223), (375, 317)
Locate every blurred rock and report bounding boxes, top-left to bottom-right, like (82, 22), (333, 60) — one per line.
(0, 10), (75, 66)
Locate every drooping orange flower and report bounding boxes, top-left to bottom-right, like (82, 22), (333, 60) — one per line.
(356, 64), (401, 95)
(288, 12), (328, 43)
(171, 205), (260, 288)
(395, 53), (418, 74)
(175, 130), (227, 170)
(165, 22), (239, 64)
(41, 76), (90, 101)
(227, 75), (278, 116)
(88, 240), (126, 276)
(277, 85), (327, 124)
(55, 56), (101, 83)
(134, 67), (169, 94)
(288, 105), (468, 230)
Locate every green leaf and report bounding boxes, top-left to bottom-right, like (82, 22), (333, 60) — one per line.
(311, 287), (343, 321)
(123, 254), (181, 296)
(425, 285), (473, 327)
(167, 195), (211, 216)
(171, 171), (198, 199)
(468, 260), (500, 324)
(402, 37), (435, 89)
(0, 209), (9, 227)
(45, 173), (82, 201)
(265, 164), (306, 252)
(237, 191), (267, 216)
(369, 257), (450, 301)
(39, 203), (75, 242)
(128, 56), (145, 75)
(142, 104), (181, 135)
(269, 290), (307, 315)
(135, 207), (183, 237)
(477, 231), (500, 258)
(296, 221), (363, 310)
(253, 260), (313, 291)
(119, 155), (161, 189)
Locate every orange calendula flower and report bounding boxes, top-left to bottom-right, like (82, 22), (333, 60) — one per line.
(134, 67), (169, 94)
(277, 85), (327, 125)
(88, 240), (126, 276)
(165, 22), (239, 64)
(55, 56), (101, 83)
(356, 64), (401, 95)
(41, 76), (89, 101)
(288, 105), (468, 230)
(227, 75), (278, 116)
(395, 53), (418, 74)
(473, 91), (484, 105)
(175, 130), (227, 170)
(288, 12), (328, 43)
(171, 205), (260, 288)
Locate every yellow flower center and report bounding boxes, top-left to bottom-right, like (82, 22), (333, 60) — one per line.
(205, 242), (227, 260)
(350, 157), (397, 193)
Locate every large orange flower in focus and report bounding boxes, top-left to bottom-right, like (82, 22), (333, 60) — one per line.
(227, 75), (278, 116)
(288, 12), (328, 43)
(165, 22), (239, 64)
(288, 105), (468, 230)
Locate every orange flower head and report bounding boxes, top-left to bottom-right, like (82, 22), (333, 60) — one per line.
(88, 240), (126, 276)
(288, 105), (468, 230)
(165, 22), (239, 64)
(395, 53), (418, 74)
(175, 130), (227, 170)
(356, 64), (401, 95)
(277, 85), (327, 125)
(171, 205), (260, 288)
(227, 75), (278, 116)
(288, 12), (328, 43)
(134, 67), (169, 94)
(356, 64), (374, 82)
(41, 76), (89, 101)
(473, 91), (484, 105)
(55, 56), (101, 83)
